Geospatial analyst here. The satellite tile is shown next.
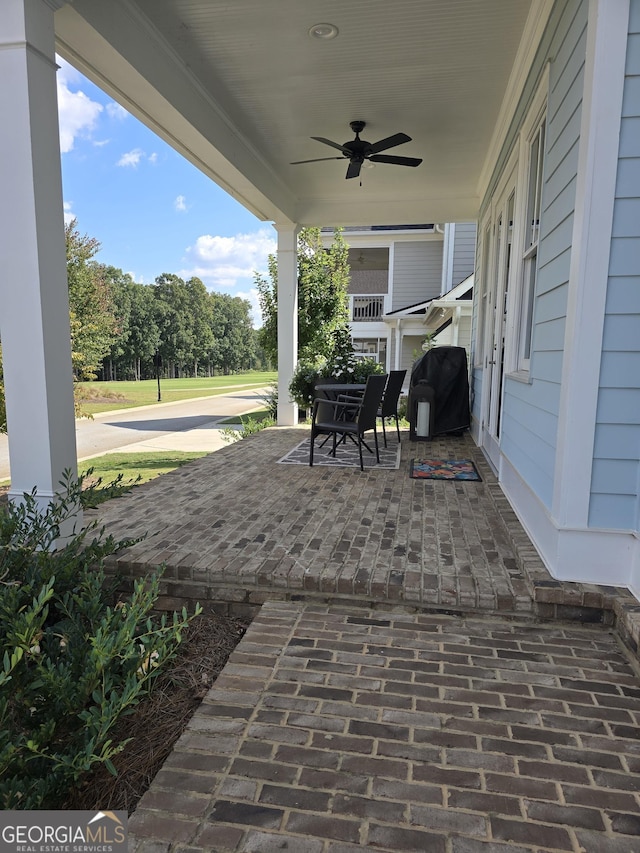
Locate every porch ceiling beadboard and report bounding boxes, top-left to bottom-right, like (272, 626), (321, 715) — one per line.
(54, 0), (536, 226)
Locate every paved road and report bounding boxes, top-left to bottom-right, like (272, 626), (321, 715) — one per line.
(0, 386), (269, 480)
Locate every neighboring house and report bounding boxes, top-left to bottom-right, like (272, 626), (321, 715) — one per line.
(384, 275), (474, 376)
(3, 1), (639, 596)
(323, 223), (476, 379)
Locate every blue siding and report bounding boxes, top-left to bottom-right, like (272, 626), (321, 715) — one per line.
(594, 424), (640, 459)
(501, 412), (555, 501)
(589, 0), (640, 532)
(498, 0), (587, 510)
(589, 494), (638, 529)
(505, 376), (561, 469)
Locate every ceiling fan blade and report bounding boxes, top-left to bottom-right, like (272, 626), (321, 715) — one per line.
(369, 154), (423, 167)
(311, 136), (352, 155)
(368, 132), (412, 154)
(290, 156), (343, 165)
(346, 159), (362, 180)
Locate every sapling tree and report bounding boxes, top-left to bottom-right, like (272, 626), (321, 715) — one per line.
(255, 227), (351, 366)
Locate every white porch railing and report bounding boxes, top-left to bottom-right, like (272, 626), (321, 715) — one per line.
(352, 295), (385, 321)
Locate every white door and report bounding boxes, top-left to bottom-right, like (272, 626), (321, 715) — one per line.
(482, 180), (516, 471)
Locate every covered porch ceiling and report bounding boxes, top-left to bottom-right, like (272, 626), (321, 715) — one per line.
(54, 0), (545, 228)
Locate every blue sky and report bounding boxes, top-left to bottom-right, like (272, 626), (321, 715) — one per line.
(57, 58), (276, 325)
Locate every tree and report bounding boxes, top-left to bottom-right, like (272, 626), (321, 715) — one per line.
(66, 220), (118, 380)
(210, 293), (256, 374)
(186, 277), (215, 376)
(153, 274), (195, 377)
(102, 271), (159, 380)
(255, 227), (351, 366)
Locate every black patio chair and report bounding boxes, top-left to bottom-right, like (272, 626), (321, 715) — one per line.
(378, 369), (406, 446)
(309, 373), (387, 471)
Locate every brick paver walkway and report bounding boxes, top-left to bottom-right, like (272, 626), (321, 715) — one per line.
(91, 425), (640, 850)
(129, 602), (640, 852)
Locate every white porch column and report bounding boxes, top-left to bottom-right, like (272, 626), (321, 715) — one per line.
(0, 0), (80, 528)
(394, 319), (403, 370)
(452, 305), (461, 347)
(551, 0), (629, 528)
(440, 223), (455, 295)
(276, 224), (299, 425)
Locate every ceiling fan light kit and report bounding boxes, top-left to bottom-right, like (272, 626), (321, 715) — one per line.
(291, 120), (423, 180)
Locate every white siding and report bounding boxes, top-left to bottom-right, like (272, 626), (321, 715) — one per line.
(590, 0), (640, 531)
(392, 241), (443, 311)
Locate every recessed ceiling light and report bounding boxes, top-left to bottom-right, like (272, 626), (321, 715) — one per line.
(309, 23), (339, 40)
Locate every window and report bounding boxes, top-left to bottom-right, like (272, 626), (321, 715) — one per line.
(518, 115), (546, 371)
(352, 337), (387, 365)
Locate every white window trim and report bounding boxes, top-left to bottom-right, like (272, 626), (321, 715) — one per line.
(473, 217), (492, 370)
(505, 64), (550, 379)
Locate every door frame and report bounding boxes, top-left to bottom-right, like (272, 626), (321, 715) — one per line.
(478, 152), (519, 471)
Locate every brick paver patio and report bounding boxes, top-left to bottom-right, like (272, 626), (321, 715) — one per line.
(129, 602), (640, 852)
(90, 426), (640, 851)
(97, 428), (635, 626)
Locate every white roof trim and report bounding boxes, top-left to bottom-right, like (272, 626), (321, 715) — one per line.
(477, 0), (555, 200)
(383, 274), (473, 321)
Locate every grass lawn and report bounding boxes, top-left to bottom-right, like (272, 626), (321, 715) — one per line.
(80, 450), (208, 486)
(78, 450), (209, 506)
(220, 408), (272, 425)
(0, 450), (209, 500)
(78, 372), (277, 415)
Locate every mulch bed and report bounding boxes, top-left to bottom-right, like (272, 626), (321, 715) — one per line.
(63, 612), (248, 814)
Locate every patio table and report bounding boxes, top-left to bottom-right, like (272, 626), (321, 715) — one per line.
(315, 382), (366, 400)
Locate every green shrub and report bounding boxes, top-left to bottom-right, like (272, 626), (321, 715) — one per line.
(288, 356), (328, 410)
(288, 353), (385, 411)
(0, 478), (200, 809)
(78, 466), (142, 509)
(260, 383), (278, 420)
(221, 413), (276, 444)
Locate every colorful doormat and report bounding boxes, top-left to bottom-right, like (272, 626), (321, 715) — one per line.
(410, 458), (482, 481)
(278, 438), (401, 469)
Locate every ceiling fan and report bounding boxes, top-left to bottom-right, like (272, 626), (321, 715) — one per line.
(290, 120), (423, 180)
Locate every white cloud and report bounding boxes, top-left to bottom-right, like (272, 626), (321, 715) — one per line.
(181, 228), (276, 326)
(117, 148), (158, 168)
(175, 195), (187, 212)
(56, 58), (102, 153)
(56, 58), (129, 153)
(117, 148), (144, 168)
(63, 201), (75, 225)
(106, 102), (128, 121)
(235, 287), (263, 328)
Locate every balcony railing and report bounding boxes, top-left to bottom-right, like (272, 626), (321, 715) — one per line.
(352, 295), (385, 322)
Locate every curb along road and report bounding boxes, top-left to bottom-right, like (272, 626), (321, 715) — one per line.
(0, 386), (271, 481)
